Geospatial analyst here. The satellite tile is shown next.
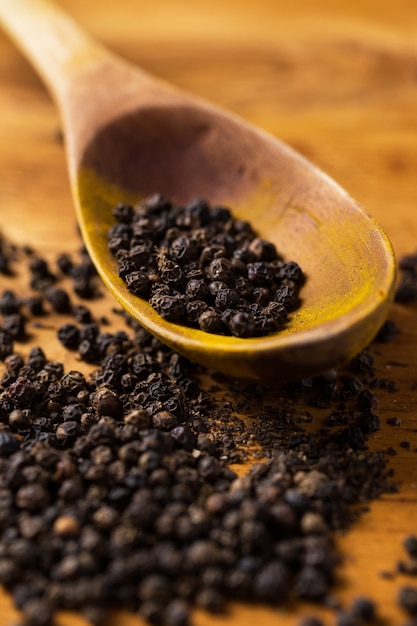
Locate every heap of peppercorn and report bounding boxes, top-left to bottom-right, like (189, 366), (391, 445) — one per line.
(108, 194), (304, 337)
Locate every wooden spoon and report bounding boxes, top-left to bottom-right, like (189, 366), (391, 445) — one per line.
(0, 0), (396, 381)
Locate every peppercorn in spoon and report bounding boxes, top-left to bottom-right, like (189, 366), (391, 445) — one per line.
(0, 0), (396, 381)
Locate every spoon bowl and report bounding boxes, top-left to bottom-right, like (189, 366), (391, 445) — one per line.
(0, 0), (396, 381)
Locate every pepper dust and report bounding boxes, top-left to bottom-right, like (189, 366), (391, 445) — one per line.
(108, 194), (304, 337)
(0, 231), (404, 626)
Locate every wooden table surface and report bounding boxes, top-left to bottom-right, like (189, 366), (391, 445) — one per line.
(1, 1), (417, 624)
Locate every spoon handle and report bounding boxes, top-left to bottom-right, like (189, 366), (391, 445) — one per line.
(0, 0), (107, 104)
(0, 0), (166, 179)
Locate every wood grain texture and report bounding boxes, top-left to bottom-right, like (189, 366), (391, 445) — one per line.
(1, 0), (417, 624)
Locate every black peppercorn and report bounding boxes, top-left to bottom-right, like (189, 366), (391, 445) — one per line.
(113, 202), (134, 223)
(21, 597), (55, 626)
(247, 262), (275, 286)
(350, 596), (376, 622)
(0, 289), (20, 315)
(164, 598), (190, 626)
(0, 331), (14, 359)
(399, 586), (417, 616)
(25, 295), (46, 316)
(9, 376), (37, 408)
(404, 535), (417, 559)
(1, 313), (26, 340)
(57, 323), (81, 350)
(8, 409), (30, 431)
(15, 484), (50, 511)
(45, 286), (70, 313)
(125, 270), (151, 296)
(228, 311), (256, 338)
(0, 430), (20, 456)
(253, 560), (289, 601)
(198, 309), (223, 333)
(151, 295), (186, 322)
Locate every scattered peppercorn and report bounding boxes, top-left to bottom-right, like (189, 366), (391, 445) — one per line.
(404, 536), (417, 559)
(399, 586), (417, 617)
(0, 228), (413, 626)
(395, 251), (417, 303)
(350, 596), (376, 622)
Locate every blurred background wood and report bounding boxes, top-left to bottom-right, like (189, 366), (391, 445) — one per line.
(1, 0), (417, 624)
